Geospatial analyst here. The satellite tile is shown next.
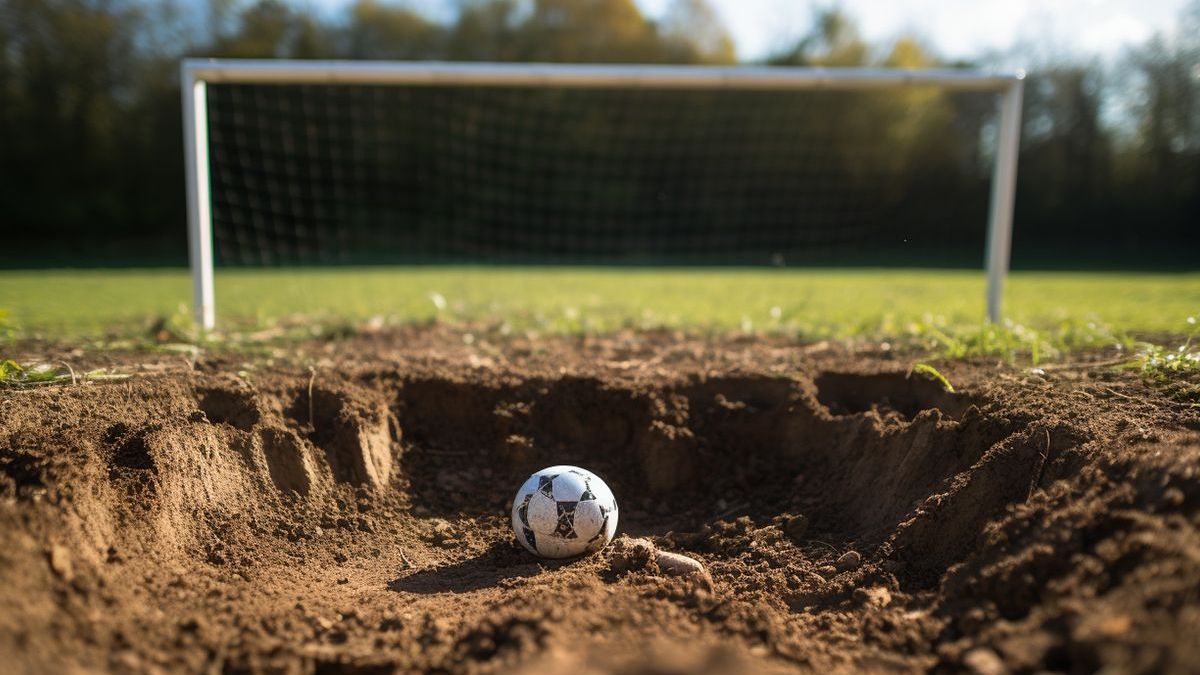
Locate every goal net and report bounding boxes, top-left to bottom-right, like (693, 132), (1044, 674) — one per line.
(183, 61), (1023, 328)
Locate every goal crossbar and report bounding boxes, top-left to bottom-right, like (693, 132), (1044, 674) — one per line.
(181, 58), (1025, 330)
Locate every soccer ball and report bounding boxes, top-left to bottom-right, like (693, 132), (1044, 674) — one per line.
(511, 465), (618, 559)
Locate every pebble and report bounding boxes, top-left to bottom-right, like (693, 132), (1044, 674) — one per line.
(656, 549), (707, 578)
(610, 537), (711, 586)
(962, 647), (1007, 675)
(836, 550), (862, 572)
(49, 545), (74, 581)
(853, 586), (892, 608)
(781, 514), (809, 540)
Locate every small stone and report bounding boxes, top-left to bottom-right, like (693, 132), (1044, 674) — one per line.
(959, 607), (990, 633)
(1096, 614), (1132, 637)
(962, 647), (1007, 675)
(115, 650), (142, 671)
(429, 519), (457, 548)
(816, 565), (838, 578)
(781, 514), (809, 540)
(835, 550), (862, 572)
(609, 537), (711, 587)
(336, 577), (349, 585)
(656, 550), (710, 582)
(49, 545), (74, 581)
(853, 586), (892, 607)
(333, 551), (348, 564)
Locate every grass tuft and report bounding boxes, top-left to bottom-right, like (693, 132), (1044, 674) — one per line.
(902, 316), (1130, 364)
(0, 359), (130, 389)
(1136, 319), (1200, 381)
(910, 363), (955, 392)
(0, 309), (14, 342)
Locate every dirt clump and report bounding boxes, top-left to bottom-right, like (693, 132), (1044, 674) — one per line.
(0, 327), (1197, 673)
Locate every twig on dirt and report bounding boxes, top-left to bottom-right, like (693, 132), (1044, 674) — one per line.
(398, 548), (413, 569)
(1028, 427), (1051, 503)
(805, 539), (839, 556)
(1102, 386), (1140, 402)
(307, 366), (317, 429)
(59, 361), (77, 386)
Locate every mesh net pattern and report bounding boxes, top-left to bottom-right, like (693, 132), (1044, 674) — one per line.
(206, 83), (997, 266)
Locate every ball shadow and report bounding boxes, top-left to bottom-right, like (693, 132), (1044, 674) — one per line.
(387, 539), (577, 594)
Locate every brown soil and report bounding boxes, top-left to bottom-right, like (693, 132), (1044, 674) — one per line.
(2, 327), (1199, 674)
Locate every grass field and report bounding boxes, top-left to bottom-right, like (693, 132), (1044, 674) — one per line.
(1, 267), (1197, 359)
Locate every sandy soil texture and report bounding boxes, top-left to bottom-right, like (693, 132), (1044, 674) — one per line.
(1, 329), (1198, 673)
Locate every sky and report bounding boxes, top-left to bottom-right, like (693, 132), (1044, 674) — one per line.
(318, 0), (1191, 62)
(644, 0), (1191, 62)
(671, 0), (1189, 62)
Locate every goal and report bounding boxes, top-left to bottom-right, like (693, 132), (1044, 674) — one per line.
(181, 59), (1024, 330)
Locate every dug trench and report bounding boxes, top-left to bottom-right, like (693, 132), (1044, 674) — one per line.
(1, 345), (1198, 673)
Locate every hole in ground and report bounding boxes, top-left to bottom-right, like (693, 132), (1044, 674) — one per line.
(391, 372), (1028, 586)
(195, 385), (261, 431)
(814, 371), (971, 419)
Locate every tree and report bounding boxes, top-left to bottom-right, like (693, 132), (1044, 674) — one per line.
(212, 0), (334, 59)
(446, 0), (522, 61)
(768, 8), (868, 67)
(343, 0), (442, 60)
(659, 0), (736, 64)
(514, 0), (661, 63)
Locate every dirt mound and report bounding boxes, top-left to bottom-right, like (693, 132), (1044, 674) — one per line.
(1, 330), (1198, 673)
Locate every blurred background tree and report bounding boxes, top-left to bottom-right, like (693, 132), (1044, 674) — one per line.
(0, 0), (1196, 267)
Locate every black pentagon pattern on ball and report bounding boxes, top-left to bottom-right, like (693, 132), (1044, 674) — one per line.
(537, 474), (556, 498)
(554, 502), (579, 538)
(585, 503), (613, 551)
(517, 492), (537, 550)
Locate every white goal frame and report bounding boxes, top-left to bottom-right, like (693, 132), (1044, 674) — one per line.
(182, 59), (1024, 331)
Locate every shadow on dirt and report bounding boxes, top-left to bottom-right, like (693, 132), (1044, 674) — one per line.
(387, 540), (564, 594)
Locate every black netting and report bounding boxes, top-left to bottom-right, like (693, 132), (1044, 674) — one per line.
(206, 84), (997, 266)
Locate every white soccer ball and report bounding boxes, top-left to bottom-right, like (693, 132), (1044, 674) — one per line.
(511, 465), (618, 559)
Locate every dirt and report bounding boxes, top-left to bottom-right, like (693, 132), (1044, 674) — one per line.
(1, 326), (1199, 674)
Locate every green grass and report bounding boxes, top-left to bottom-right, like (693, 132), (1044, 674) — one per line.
(0, 358), (130, 389)
(0, 267), (1197, 362)
(910, 363), (956, 392)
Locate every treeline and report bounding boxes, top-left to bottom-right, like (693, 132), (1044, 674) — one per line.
(1, 0), (1197, 267)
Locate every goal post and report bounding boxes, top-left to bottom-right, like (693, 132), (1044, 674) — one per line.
(181, 58), (1024, 331)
